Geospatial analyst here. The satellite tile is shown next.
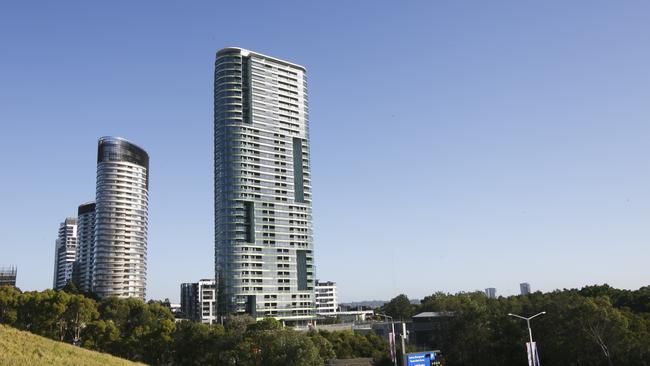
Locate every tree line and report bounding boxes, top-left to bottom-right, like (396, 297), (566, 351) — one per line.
(3, 283), (650, 365)
(0, 284), (391, 366)
(381, 284), (650, 366)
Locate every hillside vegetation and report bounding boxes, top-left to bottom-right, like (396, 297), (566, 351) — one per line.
(0, 286), (391, 365)
(0, 324), (143, 366)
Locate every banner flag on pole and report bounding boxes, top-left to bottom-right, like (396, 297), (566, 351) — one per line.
(389, 332), (396, 363)
(526, 342), (541, 366)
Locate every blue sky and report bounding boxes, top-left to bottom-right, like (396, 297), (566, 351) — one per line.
(1, 1), (649, 302)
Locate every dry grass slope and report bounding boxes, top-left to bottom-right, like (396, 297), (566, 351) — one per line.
(0, 324), (144, 366)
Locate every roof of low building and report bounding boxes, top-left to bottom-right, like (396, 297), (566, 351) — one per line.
(412, 311), (455, 318)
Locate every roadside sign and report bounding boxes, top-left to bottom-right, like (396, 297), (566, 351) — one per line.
(404, 350), (443, 366)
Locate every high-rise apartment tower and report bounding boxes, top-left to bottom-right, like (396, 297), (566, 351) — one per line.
(214, 47), (315, 322)
(53, 218), (78, 290)
(93, 137), (149, 299)
(485, 287), (497, 299)
(520, 282), (531, 295)
(73, 202), (96, 292)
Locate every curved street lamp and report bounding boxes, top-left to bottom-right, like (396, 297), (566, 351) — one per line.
(508, 311), (546, 365)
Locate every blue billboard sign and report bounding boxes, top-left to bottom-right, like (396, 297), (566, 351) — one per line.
(405, 351), (440, 366)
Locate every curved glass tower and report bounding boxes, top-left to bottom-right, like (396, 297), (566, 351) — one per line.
(93, 136), (149, 299)
(214, 48), (315, 322)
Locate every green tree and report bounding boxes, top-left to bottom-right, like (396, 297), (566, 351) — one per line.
(61, 280), (81, 294)
(172, 321), (225, 366)
(382, 294), (414, 320)
(63, 294), (99, 343)
(5, 286), (650, 366)
(15, 290), (68, 340)
(225, 314), (256, 335)
(0, 285), (20, 325)
(94, 297), (175, 365)
(576, 296), (634, 366)
(144, 302), (175, 364)
(248, 317), (282, 332)
(307, 330), (335, 362)
(255, 329), (323, 366)
(82, 319), (120, 353)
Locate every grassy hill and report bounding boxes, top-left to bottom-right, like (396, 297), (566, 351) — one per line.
(0, 324), (144, 366)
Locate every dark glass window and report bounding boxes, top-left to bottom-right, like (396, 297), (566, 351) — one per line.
(243, 201), (255, 242)
(296, 250), (307, 291)
(293, 138), (304, 203)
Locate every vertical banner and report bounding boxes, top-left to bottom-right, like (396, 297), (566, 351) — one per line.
(389, 332), (396, 363)
(526, 342), (541, 366)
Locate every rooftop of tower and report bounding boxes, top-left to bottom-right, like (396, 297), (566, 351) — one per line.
(98, 136), (148, 155)
(217, 47), (306, 72)
(97, 136), (150, 176)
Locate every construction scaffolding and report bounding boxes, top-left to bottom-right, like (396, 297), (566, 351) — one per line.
(0, 266), (17, 287)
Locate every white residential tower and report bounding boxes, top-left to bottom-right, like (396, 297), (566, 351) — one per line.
(93, 136), (149, 299)
(53, 218), (78, 290)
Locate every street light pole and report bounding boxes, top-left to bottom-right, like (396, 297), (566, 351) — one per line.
(376, 313), (398, 366)
(508, 312), (546, 365)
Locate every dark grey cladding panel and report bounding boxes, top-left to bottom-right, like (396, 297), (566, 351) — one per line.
(97, 137), (149, 169)
(78, 202), (96, 215)
(97, 136), (150, 188)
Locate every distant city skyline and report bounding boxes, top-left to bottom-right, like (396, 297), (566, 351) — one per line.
(2, 1), (649, 302)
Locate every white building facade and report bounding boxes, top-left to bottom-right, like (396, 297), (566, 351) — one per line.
(53, 218), (77, 290)
(198, 279), (217, 324)
(180, 279), (217, 324)
(315, 280), (338, 315)
(214, 48), (315, 322)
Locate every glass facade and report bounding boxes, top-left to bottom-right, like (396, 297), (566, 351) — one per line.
(214, 48), (315, 321)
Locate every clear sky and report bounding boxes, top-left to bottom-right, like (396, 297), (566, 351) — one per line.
(1, 1), (649, 303)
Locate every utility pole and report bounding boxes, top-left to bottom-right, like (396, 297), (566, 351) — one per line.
(401, 322), (407, 364)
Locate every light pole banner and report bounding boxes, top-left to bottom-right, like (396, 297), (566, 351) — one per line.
(526, 342), (541, 366)
(389, 331), (396, 363)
